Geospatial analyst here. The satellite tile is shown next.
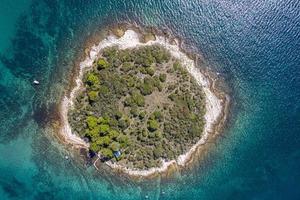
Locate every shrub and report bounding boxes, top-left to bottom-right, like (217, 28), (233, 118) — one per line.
(132, 91), (145, 107)
(97, 58), (110, 70)
(126, 76), (135, 87)
(124, 96), (134, 107)
(90, 142), (101, 153)
(153, 110), (163, 120)
(99, 85), (109, 95)
(146, 67), (155, 76)
(102, 136), (111, 146)
(168, 93), (176, 101)
(108, 129), (119, 139)
(157, 83), (163, 92)
(114, 111), (122, 120)
(88, 91), (98, 102)
(147, 119), (159, 132)
(108, 118), (118, 127)
(117, 134), (129, 144)
(159, 73), (167, 82)
(86, 73), (100, 86)
(173, 60), (181, 71)
(102, 47), (117, 58)
(153, 146), (163, 159)
(142, 130), (148, 137)
(155, 131), (162, 138)
(99, 124), (110, 135)
(139, 67), (147, 74)
(149, 113), (155, 120)
(86, 116), (98, 129)
(88, 126), (100, 138)
(148, 132), (156, 138)
(118, 118), (129, 130)
(110, 142), (120, 152)
(85, 126), (99, 141)
(188, 124), (201, 137)
(130, 106), (139, 117)
(139, 111), (146, 119)
(152, 47), (170, 63)
(121, 62), (134, 72)
(101, 148), (113, 158)
(98, 116), (110, 124)
(140, 78), (155, 95)
(134, 52), (155, 66)
(119, 50), (132, 62)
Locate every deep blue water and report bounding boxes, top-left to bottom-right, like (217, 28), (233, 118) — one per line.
(0, 0), (299, 199)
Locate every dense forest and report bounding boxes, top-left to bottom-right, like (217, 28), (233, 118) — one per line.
(68, 45), (206, 169)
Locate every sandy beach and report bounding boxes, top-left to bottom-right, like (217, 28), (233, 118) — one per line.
(59, 29), (226, 177)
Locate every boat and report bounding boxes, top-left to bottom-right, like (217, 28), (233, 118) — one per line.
(33, 80), (40, 85)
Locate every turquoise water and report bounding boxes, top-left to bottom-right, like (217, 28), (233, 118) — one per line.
(0, 0), (299, 199)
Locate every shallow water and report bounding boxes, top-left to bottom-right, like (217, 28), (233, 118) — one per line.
(0, 0), (299, 199)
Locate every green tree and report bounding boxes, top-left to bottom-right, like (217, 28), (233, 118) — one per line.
(86, 73), (100, 86)
(99, 85), (109, 95)
(132, 91), (145, 107)
(152, 47), (170, 63)
(159, 73), (167, 82)
(99, 124), (110, 135)
(101, 148), (113, 158)
(173, 61), (181, 71)
(121, 62), (133, 72)
(146, 67), (155, 76)
(140, 82), (153, 95)
(86, 116), (98, 129)
(124, 96), (134, 107)
(88, 126), (100, 138)
(98, 116), (110, 124)
(90, 142), (101, 153)
(139, 111), (146, 119)
(126, 76), (135, 87)
(88, 91), (98, 102)
(155, 131), (162, 139)
(97, 58), (109, 70)
(130, 106), (139, 117)
(118, 118), (129, 130)
(142, 129), (148, 137)
(153, 110), (163, 120)
(147, 119), (159, 132)
(102, 47), (117, 59)
(102, 136), (111, 146)
(108, 129), (119, 139)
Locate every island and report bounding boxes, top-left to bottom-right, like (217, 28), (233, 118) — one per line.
(59, 28), (226, 177)
(68, 44), (206, 169)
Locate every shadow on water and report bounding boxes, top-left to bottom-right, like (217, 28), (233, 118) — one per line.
(0, 177), (29, 199)
(0, 16), (48, 81)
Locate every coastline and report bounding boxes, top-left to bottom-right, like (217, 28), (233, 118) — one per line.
(59, 28), (229, 178)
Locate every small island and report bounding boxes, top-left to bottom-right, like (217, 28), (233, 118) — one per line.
(59, 29), (226, 177)
(68, 45), (206, 169)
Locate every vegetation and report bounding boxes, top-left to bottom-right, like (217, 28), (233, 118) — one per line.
(68, 45), (206, 169)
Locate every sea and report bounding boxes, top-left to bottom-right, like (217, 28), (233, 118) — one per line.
(0, 0), (299, 199)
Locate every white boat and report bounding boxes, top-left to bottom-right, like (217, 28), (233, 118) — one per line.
(33, 80), (40, 85)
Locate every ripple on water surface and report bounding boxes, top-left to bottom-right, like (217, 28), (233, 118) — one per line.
(0, 0), (300, 199)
